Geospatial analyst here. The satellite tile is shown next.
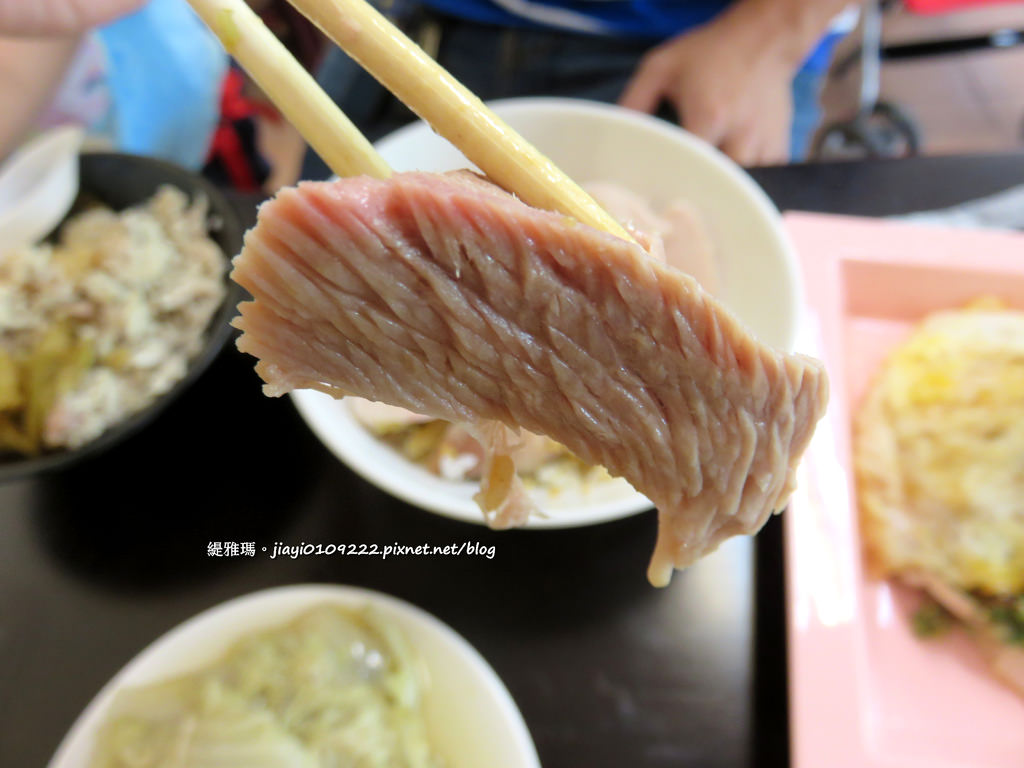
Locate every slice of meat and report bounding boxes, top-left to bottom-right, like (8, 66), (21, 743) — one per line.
(231, 171), (828, 586)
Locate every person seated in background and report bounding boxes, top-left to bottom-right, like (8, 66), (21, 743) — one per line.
(303, 0), (859, 180)
(204, 0), (330, 193)
(0, 0), (227, 170)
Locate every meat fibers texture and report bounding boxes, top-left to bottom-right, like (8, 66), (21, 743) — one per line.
(231, 172), (829, 586)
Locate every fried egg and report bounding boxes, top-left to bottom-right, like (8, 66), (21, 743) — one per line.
(855, 299), (1024, 597)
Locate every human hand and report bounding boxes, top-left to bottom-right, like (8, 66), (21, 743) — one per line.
(0, 0), (146, 36)
(618, 7), (801, 166)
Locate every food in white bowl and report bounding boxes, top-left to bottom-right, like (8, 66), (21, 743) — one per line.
(87, 604), (439, 767)
(233, 97), (827, 586)
(290, 387), (645, 529)
(348, 396), (624, 494)
(0, 185), (228, 457)
(48, 585), (540, 768)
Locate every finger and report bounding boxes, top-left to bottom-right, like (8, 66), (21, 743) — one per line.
(760, 123), (791, 166)
(718, 126), (761, 167)
(678, 99), (731, 148)
(747, 114), (790, 166)
(0, 0), (144, 36)
(758, 137), (789, 166)
(618, 59), (670, 115)
(761, 89), (794, 165)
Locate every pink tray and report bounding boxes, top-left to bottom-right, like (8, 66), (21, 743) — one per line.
(783, 212), (1024, 768)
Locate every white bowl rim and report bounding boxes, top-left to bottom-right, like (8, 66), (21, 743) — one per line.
(47, 584), (540, 768)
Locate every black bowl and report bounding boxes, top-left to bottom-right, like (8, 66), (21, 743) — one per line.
(0, 152), (246, 482)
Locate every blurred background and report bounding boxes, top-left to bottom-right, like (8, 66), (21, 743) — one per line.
(820, 2), (1024, 156)
(248, 0), (1024, 188)
(5, 0), (1021, 190)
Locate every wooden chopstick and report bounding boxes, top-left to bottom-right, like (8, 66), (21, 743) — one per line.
(187, 0), (391, 180)
(284, 0), (635, 242)
(188, 0), (633, 243)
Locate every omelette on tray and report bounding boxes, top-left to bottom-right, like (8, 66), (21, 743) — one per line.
(855, 298), (1024, 697)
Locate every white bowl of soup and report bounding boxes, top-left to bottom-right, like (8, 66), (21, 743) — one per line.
(48, 585), (540, 768)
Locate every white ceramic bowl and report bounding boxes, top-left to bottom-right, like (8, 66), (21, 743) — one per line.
(291, 97), (802, 529)
(0, 152), (245, 482)
(48, 585), (540, 768)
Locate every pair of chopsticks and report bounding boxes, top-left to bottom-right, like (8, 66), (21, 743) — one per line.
(186, 0), (633, 242)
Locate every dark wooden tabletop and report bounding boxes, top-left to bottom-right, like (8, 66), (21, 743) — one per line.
(2, 152), (1022, 768)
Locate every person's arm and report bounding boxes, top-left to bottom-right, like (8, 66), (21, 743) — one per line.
(619, 0), (856, 165)
(0, 0), (146, 159)
(0, 0), (143, 36)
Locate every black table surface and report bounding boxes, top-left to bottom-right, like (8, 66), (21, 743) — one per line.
(2, 153), (1023, 768)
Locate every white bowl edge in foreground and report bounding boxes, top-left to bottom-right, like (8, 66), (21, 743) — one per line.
(48, 584), (540, 768)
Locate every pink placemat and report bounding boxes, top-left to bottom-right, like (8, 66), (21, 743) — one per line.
(783, 212), (1024, 768)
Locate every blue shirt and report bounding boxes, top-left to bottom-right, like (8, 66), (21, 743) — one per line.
(416, 0), (843, 71)
(97, 0), (227, 169)
(423, 0), (725, 37)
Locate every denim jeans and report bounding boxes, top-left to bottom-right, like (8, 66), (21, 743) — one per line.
(302, 10), (826, 181)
